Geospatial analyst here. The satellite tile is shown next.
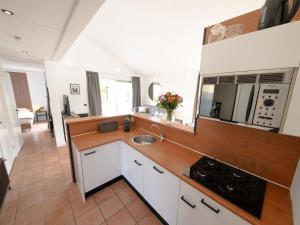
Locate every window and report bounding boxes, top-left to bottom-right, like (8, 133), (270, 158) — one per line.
(100, 79), (132, 115)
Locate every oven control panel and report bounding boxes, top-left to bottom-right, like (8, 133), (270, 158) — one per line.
(253, 84), (289, 128)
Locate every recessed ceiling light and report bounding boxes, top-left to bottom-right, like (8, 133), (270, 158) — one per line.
(21, 50), (29, 54)
(11, 35), (22, 41)
(1, 9), (14, 15)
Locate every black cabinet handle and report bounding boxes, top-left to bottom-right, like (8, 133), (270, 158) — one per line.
(84, 151), (96, 156)
(134, 160), (142, 166)
(153, 166), (164, 174)
(201, 199), (220, 214)
(181, 196), (196, 209)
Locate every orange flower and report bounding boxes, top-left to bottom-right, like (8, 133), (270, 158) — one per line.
(168, 96), (175, 102)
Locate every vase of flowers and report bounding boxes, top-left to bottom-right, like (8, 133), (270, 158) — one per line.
(157, 92), (183, 122)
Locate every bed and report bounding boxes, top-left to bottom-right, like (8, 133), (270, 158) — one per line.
(17, 108), (34, 132)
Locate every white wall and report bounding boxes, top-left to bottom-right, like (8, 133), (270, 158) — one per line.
(291, 160), (300, 225)
(141, 71), (199, 123)
(27, 71), (47, 110)
(61, 34), (135, 75)
(45, 34), (137, 147)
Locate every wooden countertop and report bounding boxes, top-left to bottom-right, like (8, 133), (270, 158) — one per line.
(71, 128), (293, 225)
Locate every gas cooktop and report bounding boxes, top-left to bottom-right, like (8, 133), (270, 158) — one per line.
(184, 156), (266, 218)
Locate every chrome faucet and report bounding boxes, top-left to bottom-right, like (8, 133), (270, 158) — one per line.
(151, 124), (165, 141)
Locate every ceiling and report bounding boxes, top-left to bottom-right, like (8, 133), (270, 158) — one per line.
(0, 0), (105, 64)
(83, 0), (265, 76)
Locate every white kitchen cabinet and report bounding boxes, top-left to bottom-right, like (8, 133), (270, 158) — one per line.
(80, 141), (121, 193)
(121, 142), (145, 194)
(144, 157), (180, 225)
(177, 181), (250, 225)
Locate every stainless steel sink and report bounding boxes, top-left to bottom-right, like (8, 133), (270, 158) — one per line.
(132, 135), (157, 145)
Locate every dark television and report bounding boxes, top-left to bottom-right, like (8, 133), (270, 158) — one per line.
(62, 95), (71, 116)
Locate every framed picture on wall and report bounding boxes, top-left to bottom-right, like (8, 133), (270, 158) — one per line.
(70, 84), (80, 95)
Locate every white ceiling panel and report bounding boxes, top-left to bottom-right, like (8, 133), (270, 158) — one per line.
(83, 0), (265, 77)
(0, 0), (105, 63)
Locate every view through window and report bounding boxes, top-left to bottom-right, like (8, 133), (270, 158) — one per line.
(100, 79), (132, 115)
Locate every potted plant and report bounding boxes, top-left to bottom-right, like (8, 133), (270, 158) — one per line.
(157, 92), (183, 122)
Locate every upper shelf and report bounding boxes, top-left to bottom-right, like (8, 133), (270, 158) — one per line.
(203, 8), (300, 45)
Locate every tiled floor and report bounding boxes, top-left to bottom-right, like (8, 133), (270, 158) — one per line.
(0, 123), (162, 225)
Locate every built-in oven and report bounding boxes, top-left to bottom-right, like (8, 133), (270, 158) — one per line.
(198, 68), (294, 130)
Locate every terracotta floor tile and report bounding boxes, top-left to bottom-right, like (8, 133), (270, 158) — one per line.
(116, 187), (138, 206)
(3, 189), (20, 204)
(9, 177), (23, 189)
(94, 187), (116, 205)
(106, 208), (136, 225)
(98, 196), (124, 220)
(45, 192), (70, 215)
(22, 173), (43, 186)
(19, 182), (44, 199)
(111, 180), (128, 194)
(0, 123), (161, 225)
(138, 213), (162, 225)
(15, 202), (45, 225)
(75, 207), (104, 225)
(45, 205), (75, 225)
(44, 183), (65, 200)
(66, 185), (81, 202)
(44, 174), (64, 187)
(70, 196), (96, 217)
(127, 198), (150, 222)
(18, 191), (44, 212)
(30, 217), (46, 225)
(0, 200), (18, 225)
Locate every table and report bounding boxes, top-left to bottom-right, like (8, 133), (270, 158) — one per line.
(35, 110), (48, 122)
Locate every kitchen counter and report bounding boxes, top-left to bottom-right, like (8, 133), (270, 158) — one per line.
(71, 127), (293, 225)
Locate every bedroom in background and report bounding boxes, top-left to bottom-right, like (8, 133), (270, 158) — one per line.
(8, 71), (48, 132)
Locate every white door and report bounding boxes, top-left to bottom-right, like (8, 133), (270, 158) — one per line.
(144, 158), (180, 225)
(1, 72), (23, 155)
(0, 94), (14, 173)
(121, 142), (144, 194)
(81, 141), (121, 192)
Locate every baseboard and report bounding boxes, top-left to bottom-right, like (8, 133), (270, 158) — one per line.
(85, 175), (123, 198)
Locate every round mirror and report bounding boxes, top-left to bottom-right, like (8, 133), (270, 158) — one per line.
(148, 82), (162, 101)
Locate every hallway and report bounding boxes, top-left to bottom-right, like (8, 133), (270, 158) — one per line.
(0, 123), (161, 225)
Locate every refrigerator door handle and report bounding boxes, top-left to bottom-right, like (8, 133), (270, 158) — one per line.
(245, 85), (255, 123)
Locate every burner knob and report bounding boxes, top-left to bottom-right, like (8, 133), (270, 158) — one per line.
(226, 185), (235, 192)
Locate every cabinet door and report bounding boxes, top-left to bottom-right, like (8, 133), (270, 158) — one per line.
(81, 141), (121, 192)
(144, 158), (180, 225)
(121, 142), (144, 194)
(178, 181), (250, 225)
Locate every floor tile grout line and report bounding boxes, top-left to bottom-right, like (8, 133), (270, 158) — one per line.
(110, 180), (147, 224)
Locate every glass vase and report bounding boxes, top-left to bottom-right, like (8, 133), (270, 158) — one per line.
(166, 109), (174, 122)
